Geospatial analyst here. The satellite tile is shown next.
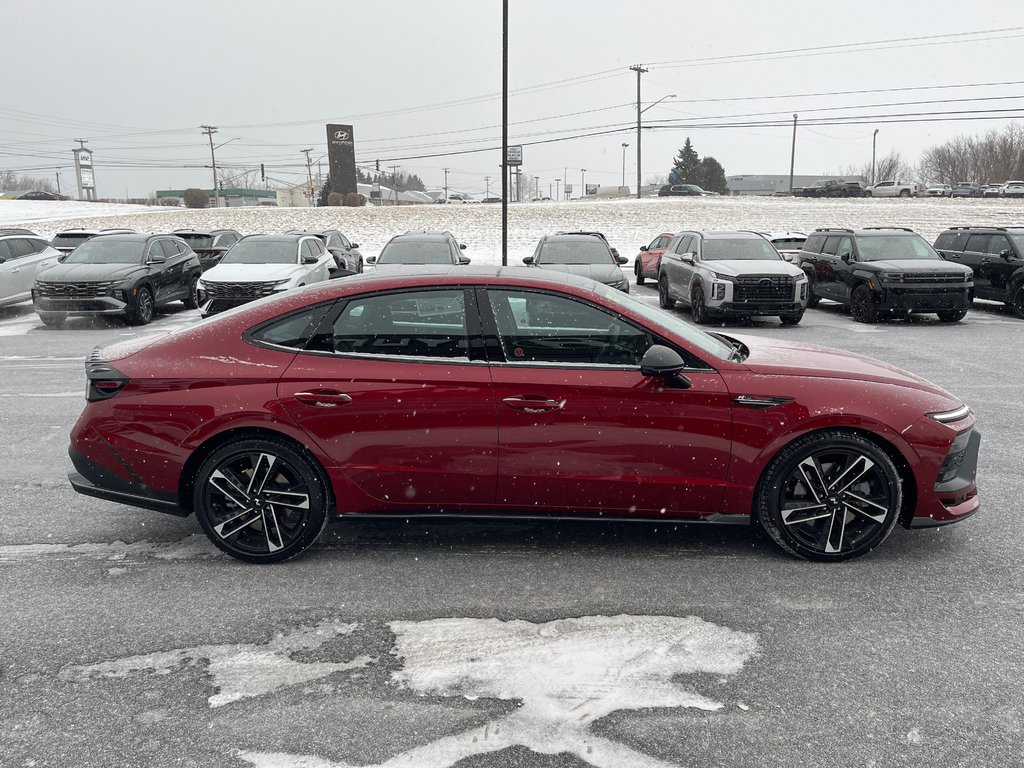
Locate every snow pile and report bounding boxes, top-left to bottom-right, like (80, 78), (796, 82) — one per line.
(0, 199), (161, 225)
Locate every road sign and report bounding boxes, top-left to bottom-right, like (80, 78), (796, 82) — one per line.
(506, 145), (523, 166)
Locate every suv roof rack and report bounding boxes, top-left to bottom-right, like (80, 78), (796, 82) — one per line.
(862, 226), (915, 232)
(944, 225), (1023, 231)
(812, 228), (854, 233)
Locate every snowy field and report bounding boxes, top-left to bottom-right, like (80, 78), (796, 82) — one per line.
(3, 196), (1024, 265)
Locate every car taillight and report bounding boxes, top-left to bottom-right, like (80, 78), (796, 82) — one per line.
(86, 359), (130, 401)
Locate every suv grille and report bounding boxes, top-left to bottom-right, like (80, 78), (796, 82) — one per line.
(733, 275), (794, 301)
(902, 273), (967, 283)
(35, 281), (114, 298)
(202, 281), (279, 299)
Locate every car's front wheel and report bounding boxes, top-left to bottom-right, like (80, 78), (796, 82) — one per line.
(780, 310), (804, 325)
(849, 284), (880, 323)
(194, 437), (329, 563)
(936, 308), (967, 322)
(691, 284), (712, 325)
(37, 311), (66, 328)
(635, 262), (646, 286)
(125, 286), (154, 325)
(756, 430), (902, 561)
(1010, 284), (1024, 318)
(658, 275), (675, 309)
(183, 275), (202, 309)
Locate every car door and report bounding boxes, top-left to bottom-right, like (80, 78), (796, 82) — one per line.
(158, 239), (189, 303)
(813, 236), (843, 300)
(1, 238), (56, 300)
(278, 288), (498, 508)
(960, 233), (991, 296)
(983, 233), (1018, 298)
(0, 240), (22, 301)
(481, 287), (732, 515)
(660, 235), (693, 299)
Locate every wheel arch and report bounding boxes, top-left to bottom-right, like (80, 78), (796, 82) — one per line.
(177, 426), (335, 516)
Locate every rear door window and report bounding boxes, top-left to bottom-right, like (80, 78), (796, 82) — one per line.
(965, 234), (991, 253)
(332, 290), (470, 360)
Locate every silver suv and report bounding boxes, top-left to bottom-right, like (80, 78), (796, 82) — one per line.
(657, 231), (809, 325)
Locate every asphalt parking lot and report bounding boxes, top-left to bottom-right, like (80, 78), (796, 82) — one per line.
(0, 287), (1020, 767)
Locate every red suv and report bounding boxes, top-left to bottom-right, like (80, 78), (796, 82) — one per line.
(69, 269), (980, 563)
(634, 232), (674, 286)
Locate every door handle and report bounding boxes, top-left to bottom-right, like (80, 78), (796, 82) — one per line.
(294, 390), (352, 408)
(502, 395), (565, 413)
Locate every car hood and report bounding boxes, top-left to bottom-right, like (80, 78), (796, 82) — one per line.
(34, 262), (145, 282)
(731, 333), (956, 398)
(201, 263), (305, 282)
(702, 260), (804, 278)
(535, 264), (624, 283)
(863, 259), (972, 274)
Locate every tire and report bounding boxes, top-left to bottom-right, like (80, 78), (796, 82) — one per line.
(936, 309), (967, 322)
(756, 430), (902, 562)
(864, 190), (872, 198)
(125, 286), (155, 326)
(849, 284), (879, 324)
(780, 310), (804, 325)
(1008, 284), (1024, 318)
(658, 275), (675, 309)
(37, 312), (66, 328)
(193, 437), (329, 564)
(805, 286), (820, 308)
(182, 275), (201, 309)
(691, 284), (712, 325)
(635, 262), (646, 286)
(899, 188), (911, 198)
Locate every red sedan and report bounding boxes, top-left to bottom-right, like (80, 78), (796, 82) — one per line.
(634, 232), (675, 286)
(69, 268), (980, 563)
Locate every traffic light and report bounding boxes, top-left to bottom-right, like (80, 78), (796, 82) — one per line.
(260, 163), (265, 181)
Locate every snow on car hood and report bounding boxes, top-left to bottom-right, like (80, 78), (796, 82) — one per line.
(34, 262), (144, 283)
(534, 264), (625, 283)
(702, 260), (804, 278)
(731, 333), (956, 399)
(200, 263), (305, 283)
(864, 259), (972, 274)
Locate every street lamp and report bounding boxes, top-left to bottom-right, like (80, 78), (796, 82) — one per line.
(555, 178), (561, 201)
(581, 169), (586, 200)
(621, 144), (629, 187)
(871, 129), (880, 186)
(631, 83), (677, 199)
(533, 175), (539, 200)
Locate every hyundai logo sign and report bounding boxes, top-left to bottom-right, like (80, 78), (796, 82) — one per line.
(759, 278), (773, 287)
(333, 130), (350, 141)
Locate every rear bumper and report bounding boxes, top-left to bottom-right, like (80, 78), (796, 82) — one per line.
(68, 445), (187, 516)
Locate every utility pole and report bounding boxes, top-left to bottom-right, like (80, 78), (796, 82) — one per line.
(580, 169), (586, 200)
(630, 64), (647, 199)
(485, 175), (491, 197)
(74, 138), (88, 150)
(55, 170), (61, 195)
(301, 148), (314, 206)
(621, 143), (629, 187)
(872, 128), (880, 185)
(789, 114), (798, 194)
(443, 167), (449, 200)
(555, 178), (561, 201)
(563, 166), (568, 200)
(389, 165), (400, 205)
(534, 175), (539, 200)
(201, 126), (220, 207)
(501, 0), (508, 265)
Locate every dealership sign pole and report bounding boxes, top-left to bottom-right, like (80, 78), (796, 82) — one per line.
(501, 0), (508, 266)
(72, 141), (95, 201)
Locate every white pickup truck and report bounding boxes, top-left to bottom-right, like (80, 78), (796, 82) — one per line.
(865, 180), (920, 198)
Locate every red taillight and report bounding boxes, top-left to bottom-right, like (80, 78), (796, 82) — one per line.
(86, 357), (130, 401)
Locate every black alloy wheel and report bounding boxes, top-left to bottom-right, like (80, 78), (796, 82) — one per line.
(37, 311), (66, 328)
(183, 275), (201, 309)
(194, 437), (329, 563)
(805, 285), (820, 308)
(849, 284), (880, 324)
(756, 431), (902, 561)
(780, 310), (804, 325)
(658, 275), (675, 309)
(126, 286), (155, 326)
(691, 284), (711, 325)
(635, 262), (646, 286)
(1009, 285), (1024, 318)
(936, 309), (967, 322)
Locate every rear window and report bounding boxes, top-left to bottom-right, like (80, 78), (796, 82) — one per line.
(51, 233), (93, 249)
(802, 235), (826, 254)
(934, 232), (962, 250)
(176, 234), (214, 248)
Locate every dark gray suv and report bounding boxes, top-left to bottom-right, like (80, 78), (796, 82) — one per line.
(934, 226), (1024, 317)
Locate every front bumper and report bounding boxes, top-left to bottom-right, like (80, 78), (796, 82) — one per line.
(33, 296), (127, 315)
(711, 300), (803, 316)
(877, 285), (971, 312)
(908, 428), (981, 528)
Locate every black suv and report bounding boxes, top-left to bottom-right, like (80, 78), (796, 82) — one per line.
(32, 234), (202, 326)
(171, 229), (242, 271)
(934, 226), (1024, 317)
(798, 228), (974, 323)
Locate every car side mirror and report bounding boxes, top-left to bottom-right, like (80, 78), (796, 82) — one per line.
(301, 254), (319, 264)
(365, 256), (377, 264)
(639, 245), (648, 252)
(459, 256), (471, 265)
(639, 345), (691, 389)
(616, 256), (628, 265)
(350, 243), (360, 249)
(681, 253), (695, 265)
(147, 253), (166, 264)
(840, 253), (852, 264)
(1000, 249), (1013, 260)
(522, 256), (534, 264)
(328, 267), (355, 280)
(781, 252), (794, 262)
(459, 243), (467, 250)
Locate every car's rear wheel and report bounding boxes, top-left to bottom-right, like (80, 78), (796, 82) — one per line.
(183, 275), (201, 309)
(194, 437), (329, 563)
(691, 284), (712, 325)
(126, 286), (154, 325)
(658, 275), (675, 309)
(780, 310), (804, 325)
(635, 262), (646, 286)
(936, 308), (967, 322)
(850, 284), (879, 323)
(756, 431), (901, 562)
(1008, 285), (1024, 318)
(37, 312), (66, 328)
(899, 188), (911, 198)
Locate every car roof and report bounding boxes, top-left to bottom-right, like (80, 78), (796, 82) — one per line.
(680, 231), (768, 240)
(759, 231), (807, 239)
(391, 232), (454, 241)
(239, 234), (307, 243)
(172, 228), (237, 235)
(542, 234), (611, 245)
(284, 228), (340, 236)
(86, 233), (166, 243)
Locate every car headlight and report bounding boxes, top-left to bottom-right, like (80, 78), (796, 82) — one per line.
(272, 279), (294, 291)
(710, 282), (726, 300)
(881, 272), (903, 283)
(928, 404), (971, 423)
(610, 278), (628, 290)
(963, 273), (972, 283)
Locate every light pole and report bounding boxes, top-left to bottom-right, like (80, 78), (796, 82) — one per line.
(555, 178), (561, 201)
(789, 114), (798, 194)
(580, 169), (586, 200)
(621, 144), (629, 187)
(443, 167), (449, 201)
(871, 129), (880, 185)
(533, 175), (539, 200)
(301, 148), (314, 206)
(629, 73), (678, 199)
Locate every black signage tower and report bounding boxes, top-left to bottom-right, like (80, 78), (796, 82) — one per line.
(326, 124), (357, 196)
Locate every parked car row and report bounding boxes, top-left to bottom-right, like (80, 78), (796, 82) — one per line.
(634, 224), (1024, 323)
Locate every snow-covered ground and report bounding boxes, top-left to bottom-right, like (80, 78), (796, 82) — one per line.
(3, 196), (1023, 265)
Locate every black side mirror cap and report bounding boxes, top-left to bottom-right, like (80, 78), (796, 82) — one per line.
(640, 345), (690, 389)
(616, 256), (628, 265)
(522, 256), (534, 264)
(459, 256), (471, 265)
(639, 245), (648, 251)
(459, 243), (467, 250)
(350, 243), (360, 249)
(365, 256), (377, 264)
(328, 267), (356, 280)
(1001, 249), (1014, 259)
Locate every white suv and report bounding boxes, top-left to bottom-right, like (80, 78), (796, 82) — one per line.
(0, 234), (60, 307)
(657, 231), (809, 325)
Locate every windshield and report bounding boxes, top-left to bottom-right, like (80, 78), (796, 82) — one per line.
(176, 234), (214, 248)
(537, 240), (613, 265)
(378, 240), (453, 264)
(221, 241), (298, 265)
(703, 238), (781, 261)
(593, 282), (735, 361)
(62, 239), (143, 264)
(51, 234), (93, 249)
(856, 235), (938, 261)
(771, 238), (805, 249)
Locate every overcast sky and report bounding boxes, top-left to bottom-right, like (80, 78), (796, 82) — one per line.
(3, 0), (1023, 198)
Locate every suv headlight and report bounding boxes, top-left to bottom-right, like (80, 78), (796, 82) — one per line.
(272, 278), (295, 291)
(881, 272), (903, 283)
(710, 282), (726, 300)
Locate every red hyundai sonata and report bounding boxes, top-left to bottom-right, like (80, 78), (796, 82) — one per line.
(69, 268), (980, 563)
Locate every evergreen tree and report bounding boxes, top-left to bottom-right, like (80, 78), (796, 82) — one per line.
(700, 157), (728, 194)
(670, 138), (702, 184)
(318, 174), (332, 206)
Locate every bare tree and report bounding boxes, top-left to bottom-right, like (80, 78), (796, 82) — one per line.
(0, 171), (55, 193)
(919, 124), (1024, 184)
